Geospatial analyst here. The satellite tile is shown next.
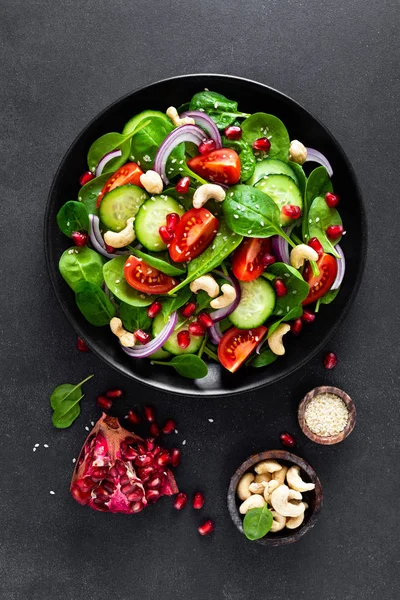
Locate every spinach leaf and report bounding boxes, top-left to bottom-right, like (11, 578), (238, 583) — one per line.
(120, 302), (152, 332)
(302, 166), (333, 241)
(59, 246), (106, 291)
(268, 262), (309, 317)
(241, 113), (290, 162)
(164, 186), (195, 210)
(308, 196), (342, 258)
(222, 137), (256, 182)
(129, 248), (186, 276)
(169, 219), (243, 294)
(288, 162), (307, 198)
(75, 281), (116, 326)
(250, 347), (278, 368)
(50, 374), (94, 429)
(243, 504), (273, 540)
(57, 201), (89, 237)
(195, 289), (212, 313)
(78, 172), (110, 215)
(320, 286), (340, 305)
(189, 91), (249, 129)
(152, 354), (208, 379)
(267, 305), (303, 337)
(103, 256), (154, 307)
(161, 286), (192, 321)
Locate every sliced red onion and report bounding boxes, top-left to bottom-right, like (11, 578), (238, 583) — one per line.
(121, 311), (178, 358)
(331, 244), (345, 290)
(208, 322), (223, 345)
(255, 337), (268, 355)
(305, 148), (333, 177)
(154, 124), (207, 184)
(271, 224), (295, 264)
(95, 149), (122, 177)
(210, 270), (241, 323)
(180, 111), (222, 148)
(89, 214), (129, 259)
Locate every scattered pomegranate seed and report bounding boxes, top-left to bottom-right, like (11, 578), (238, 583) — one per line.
(274, 279), (287, 297)
(149, 422), (160, 437)
(79, 171), (95, 186)
(144, 406), (155, 423)
(224, 125), (242, 140)
(177, 330), (190, 349)
(324, 351), (338, 370)
(181, 302), (197, 318)
(127, 409), (141, 425)
(282, 205), (301, 219)
(197, 312), (213, 328)
(280, 432), (296, 448)
(326, 225), (344, 239)
(77, 337), (89, 352)
(166, 212), (180, 233)
(162, 419), (176, 435)
(170, 448), (181, 467)
(253, 137), (271, 152)
(97, 395), (113, 410)
(302, 310), (316, 324)
(291, 318), (303, 336)
(159, 226), (174, 244)
(157, 450), (170, 466)
(193, 491), (205, 510)
(262, 253), (276, 267)
(175, 176), (190, 194)
(104, 242), (115, 254)
(308, 237), (324, 259)
(135, 330), (150, 344)
(105, 389), (123, 399)
(174, 492), (188, 510)
(325, 192), (340, 208)
(198, 519), (215, 536)
(147, 301), (162, 318)
(188, 321), (206, 336)
(198, 139), (216, 154)
(71, 231), (88, 247)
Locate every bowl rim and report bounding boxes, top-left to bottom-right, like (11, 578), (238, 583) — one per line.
(44, 73), (367, 396)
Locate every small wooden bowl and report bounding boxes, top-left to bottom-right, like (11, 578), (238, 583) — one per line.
(298, 386), (356, 445)
(227, 450), (323, 546)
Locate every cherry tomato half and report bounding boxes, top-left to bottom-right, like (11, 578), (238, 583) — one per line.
(218, 326), (268, 373)
(187, 148), (241, 185)
(302, 253), (338, 305)
(232, 237), (272, 282)
(168, 208), (219, 263)
(96, 162), (144, 208)
(124, 256), (177, 295)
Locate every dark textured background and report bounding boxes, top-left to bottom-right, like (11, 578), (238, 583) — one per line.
(1, 1), (399, 598)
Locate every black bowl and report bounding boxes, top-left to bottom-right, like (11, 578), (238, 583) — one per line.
(45, 74), (366, 396)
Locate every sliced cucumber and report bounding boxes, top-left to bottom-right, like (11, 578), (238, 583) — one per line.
(229, 278), (275, 329)
(255, 174), (303, 227)
(122, 110), (171, 136)
(99, 185), (149, 232)
(149, 347), (172, 360)
(135, 195), (185, 252)
(246, 158), (298, 186)
(152, 313), (204, 355)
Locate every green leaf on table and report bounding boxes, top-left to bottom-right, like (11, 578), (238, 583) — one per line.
(243, 504), (274, 540)
(241, 113), (290, 162)
(75, 281), (116, 326)
(50, 374), (94, 429)
(56, 201), (89, 237)
(302, 166), (333, 241)
(308, 196), (342, 258)
(103, 255), (154, 307)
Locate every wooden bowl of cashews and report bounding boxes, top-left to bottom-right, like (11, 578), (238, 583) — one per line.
(227, 450), (323, 546)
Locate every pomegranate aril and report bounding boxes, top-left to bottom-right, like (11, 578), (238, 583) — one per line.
(79, 170), (95, 186)
(122, 448), (138, 460)
(174, 492), (188, 510)
(198, 139), (216, 154)
(197, 312), (213, 328)
(136, 442), (146, 455)
(145, 437), (156, 452)
(177, 330), (190, 349)
(166, 212), (180, 233)
(282, 205), (301, 219)
(127, 409), (141, 425)
(147, 489), (160, 502)
(135, 329), (150, 344)
(324, 351), (338, 370)
(188, 321), (206, 336)
(175, 176), (190, 194)
(162, 419), (176, 435)
(131, 501), (144, 513)
(149, 422), (160, 437)
(71, 231), (88, 247)
(308, 237), (324, 259)
(198, 519), (215, 536)
(97, 395), (113, 410)
(120, 475), (130, 485)
(253, 137), (271, 152)
(121, 483), (133, 494)
(181, 302), (196, 318)
(127, 489), (144, 502)
(274, 279), (287, 297)
(159, 225), (174, 244)
(291, 318), (303, 336)
(138, 466), (154, 481)
(135, 455), (153, 467)
(224, 125), (242, 140)
(326, 225), (344, 239)
(77, 337), (89, 352)
(170, 448), (181, 467)
(157, 450), (170, 466)
(147, 477), (161, 489)
(325, 192), (340, 208)
(193, 491), (205, 510)
(147, 301), (162, 318)
(115, 461), (127, 476)
(280, 432), (296, 448)
(102, 481), (115, 494)
(302, 310), (316, 324)
(71, 486), (91, 503)
(144, 406), (155, 423)
(262, 253), (276, 267)
(104, 243), (115, 254)
(106, 389), (123, 399)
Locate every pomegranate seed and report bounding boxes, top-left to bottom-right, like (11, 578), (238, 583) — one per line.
(127, 409), (141, 425)
(147, 477), (161, 489)
(262, 253), (276, 267)
(291, 318), (303, 336)
(197, 312), (213, 328)
(159, 225), (174, 244)
(174, 492), (188, 510)
(79, 171), (94, 186)
(326, 225), (344, 239)
(97, 395), (112, 410)
(149, 422), (160, 437)
(138, 466), (154, 481)
(135, 330), (150, 344)
(106, 389), (123, 399)
(188, 321), (206, 336)
(175, 176), (190, 194)
(145, 438), (155, 452)
(147, 489), (160, 502)
(302, 310), (316, 324)
(71, 231), (88, 247)
(131, 501), (144, 513)
(77, 337), (89, 352)
(147, 301), (162, 318)
(135, 442), (146, 455)
(166, 212), (180, 233)
(198, 139), (216, 154)
(144, 406), (155, 423)
(170, 448), (181, 467)
(162, 419), (176, 434)
(325, 192), (340, 208)
(181, 302), (197, 318)
(308, 237), (324, 259)
(280, 432), (296, 448)
(123, 448), (138, 460)
(177, 330), (190, 349)
(198, 519), (215, 536)
(224, 125), (242, 140)
(157, 450), (170, 466)
(193, 491), (205, 510)
(274, 279), (287, 297)
(282, 205), (301, 219)
(324, 351), (338, 370)
(135, 455), (153, 467)
(253, 137), (271, 152)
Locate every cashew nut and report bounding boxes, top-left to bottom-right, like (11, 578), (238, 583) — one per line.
(255, 472), (271, 484)
(166, 106), (195, 127)
(286, 512), (305, 529)
(210, 284), (236, 309)
(290, 244), (319, 269)
(193, 184), (226, 209)
(267, 324), (291, 356)
(104, 218), (135, 248)
(237, 472), (255, 501)
(286, 465), (316, 492)
(189, 275), (219, 298)
(272, 465), (288, 486)
(139, 170), (163, 194)
(270, 485), (306, 518)
(110, 317), (136, 348)
(263, 480), (280, 504)
(248, 482), (267, 495)
(270, 511), (287, 532)
(289, 140), (307, 165)
(239, 494), (266, 515)
(255, 459), (282, 475)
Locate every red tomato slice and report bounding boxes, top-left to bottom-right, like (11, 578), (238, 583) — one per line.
(124, 256), (177, 294)
(218, 326), (268, 373)
(168, 208), (219, 263)
(232, 237), (272, 282)
(187, 148), (241, 185)
(96, 163), (144, 208)
(302, 253), (338, 305)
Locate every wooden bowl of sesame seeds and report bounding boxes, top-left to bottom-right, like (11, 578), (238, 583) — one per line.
(298, 386), (356, 445)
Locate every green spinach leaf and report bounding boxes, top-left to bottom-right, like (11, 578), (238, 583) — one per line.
(75, 281), (116, 326)
(189, 91), (249, 129)
(243, 504), (273, 540)
(120, 302), (152, 332)
(163, 185), (195, 210)
(288, 162), (307, 198)
(308, 196), (342, 258)
(268, 263), (309, 316)
(195, 289), (212, 313)
(320, 286), (340, 305)
(152, 354), (208, 379)
(222, 137), (256, 182)
(161, 286), (192, 321)
(241, 113), (290, 162)
(302, 166), (333, 241)
(59, 246), (106, 291)
(57, 201), (89, 237)
(250, 347), (278, 368)
(103, 256), (154, 307)
(129, 248), (186, 276)
(78, 172), (110, 215)
(267, 305), (303, 337)
(50, 374), (94, 429)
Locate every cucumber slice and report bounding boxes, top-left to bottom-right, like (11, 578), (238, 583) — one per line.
(229, 278), (275, 329)
(99, 185), (149, 232)
(152, 313), (204, 355)
(255, 174), (303, 227)
(246, 158), (298, 186)
(149, 347), (172, 360)
(135, 195), (185, 252)
(122, 110), (171, 136)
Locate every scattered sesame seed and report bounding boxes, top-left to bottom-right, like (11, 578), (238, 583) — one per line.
(43, 444), (49, 448)
(315, 217), (320, 222)
(248, 230), (252, 234)
(182, 439), (187, 445)
(49, 490), (55, 495)
(208, 418), (214, 423)
(34, 443), (40, 448)
(305, 393), (349, 437)
(260, 221), (264, 226)
(174, 429), (178, 434)
(33, 447), (37, 452)
(85, 426), (90, 431)
(72, 458), (76, 463)
(234, 214), (239, 219)
(90, 421), (94, 426)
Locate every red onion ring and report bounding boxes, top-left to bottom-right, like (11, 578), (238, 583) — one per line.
(210, 270), (241, 323)
(331, 244), (345, 290)
(154, 124), (206, 184)
(271, 224), (295, 264)
(305, 148), (333, 177)
(95, 149), (122, 177)
(121, 312), (178, 358)
(89, 215), (129, 259)
(208, 322), (223, 345)
(180, 111), (222, 148)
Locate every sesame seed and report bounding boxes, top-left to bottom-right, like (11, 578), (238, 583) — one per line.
(33, 447), (37, 452)
(305, 393), (349, 437)
(85, 426), (89, 431)
(34, 443), (40, 448)
(43, 444), (49, 448)
(91, 421), (94, 426)
(260, 221), (264, 226)
(315, 217), (320, 222)
(208, 418), (214, 423)
(72, 458), (76, 463)
(248, 230), (252, 234)
(182, 439), (187, 445)
(49, 490), (55, 495)
(234, 214), (239, 219)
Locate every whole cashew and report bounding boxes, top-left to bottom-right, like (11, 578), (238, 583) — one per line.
(263, 480), (280, 504)
(248, 482), (267, 495)
(270, 485), (306, 518)
(110, 317), (136, 348)
(286, 465), (316, 492)
(139, 170), (163, 195)
(286, 512), (305, 529)
(239, 494), (266, 515)
(290, 244), (319, 269)
(193, 184), (226, 209)
(210, 284), (236, 309)
(104, 217), (135, 248)
(268, 324), (291, 356)
(255, 459), (282, 475)
(272, 465), (288, 486)
(166, 106), (195, 127)
(289, 140), (307, 165)
(255, 472), (271, 484)
(270, 511), (287, 532)
(190, 275), (219, 298)
(237, 472), (255, 501)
